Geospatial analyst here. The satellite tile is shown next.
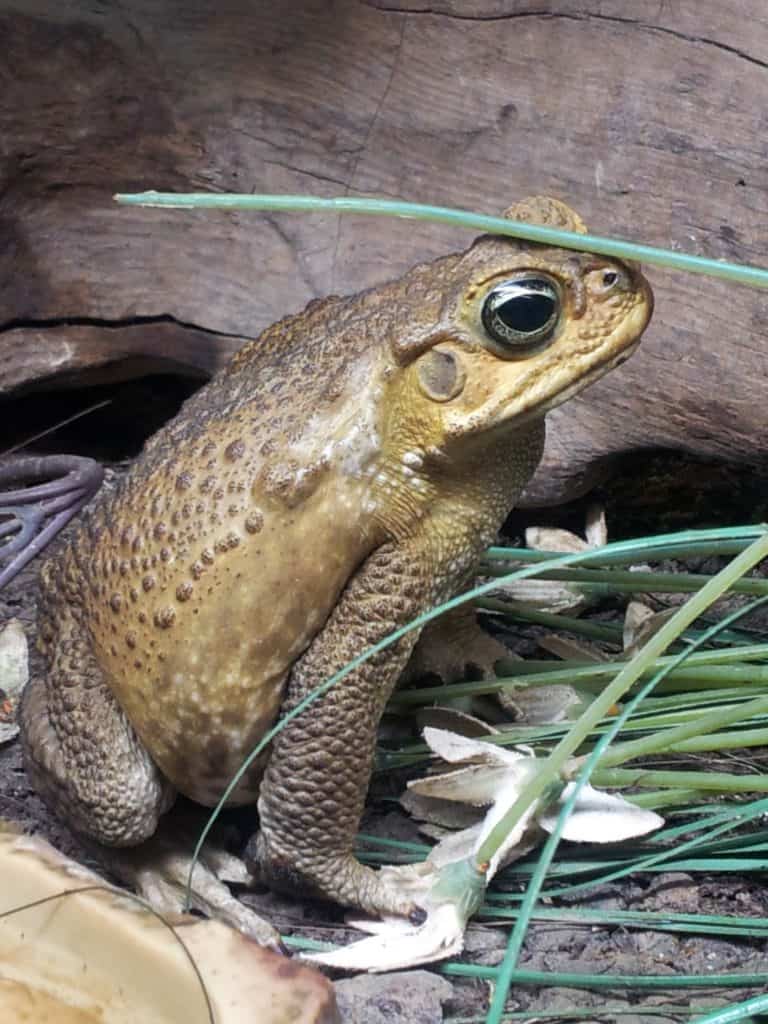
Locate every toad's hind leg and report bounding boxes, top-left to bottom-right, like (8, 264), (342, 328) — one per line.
(20, 606), (174, 847)
(253, 540), (437, 919)
(23, 603), (284, 950)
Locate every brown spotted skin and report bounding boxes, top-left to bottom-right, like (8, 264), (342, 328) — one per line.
(20, 198), (653, 918)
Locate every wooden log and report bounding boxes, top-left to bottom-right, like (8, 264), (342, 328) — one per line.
(1, 323), (242, 395)
(1, 0), (766, 500)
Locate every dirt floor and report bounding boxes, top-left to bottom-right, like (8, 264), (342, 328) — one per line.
(2, 512), (768, 1023)
(4, 552), (768, 1024)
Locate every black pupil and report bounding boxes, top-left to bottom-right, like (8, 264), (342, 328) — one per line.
(496, 292), (555, 334)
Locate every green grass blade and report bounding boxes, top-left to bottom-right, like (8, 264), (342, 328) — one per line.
(113, 192), (768, 289)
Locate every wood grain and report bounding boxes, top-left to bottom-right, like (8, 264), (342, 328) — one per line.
(1, 0), (766, 500)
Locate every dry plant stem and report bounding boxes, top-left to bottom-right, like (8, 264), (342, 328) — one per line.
(1, 400), (112, 459)
(473, 532), (768, 868)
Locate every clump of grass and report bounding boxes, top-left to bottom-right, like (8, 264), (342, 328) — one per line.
(286, 525), (768, 1022)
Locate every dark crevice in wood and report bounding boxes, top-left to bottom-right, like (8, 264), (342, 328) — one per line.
(0, 313), (249, 343)
(261, 160), (352, 192)
(363, 6), (768, 71)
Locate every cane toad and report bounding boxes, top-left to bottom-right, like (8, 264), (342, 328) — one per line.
(20, 197), (653, 931)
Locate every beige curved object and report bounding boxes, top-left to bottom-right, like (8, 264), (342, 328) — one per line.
(0, 827), (338, 1024)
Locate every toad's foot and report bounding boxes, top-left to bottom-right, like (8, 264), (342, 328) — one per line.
(404, 604), (510, 684)
(99, 821), (285, 953)
(250, 830), (424, 923)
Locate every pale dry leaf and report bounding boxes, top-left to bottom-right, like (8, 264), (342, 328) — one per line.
(400, 789), (482, 830)
(408, 763), (513, 805)
(537, 634), (608, 663)
(624, 603), (678, 656)
(498, 683), (593, 724)
(499, 504), (608, 613)
(0, 618), (28, 744)
(623, 599), (656, 650)
(310, 729), (664, 973)
(524, 525), (590, 553)
(584, 503), (608, 548)
(538, 783), (664, 842)
(420, 726), (515, 766)
(493, 578), (587, 612)
(415, 706), (500, 738)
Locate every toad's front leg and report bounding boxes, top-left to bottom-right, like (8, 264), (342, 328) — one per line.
(251, 540), (435, 920)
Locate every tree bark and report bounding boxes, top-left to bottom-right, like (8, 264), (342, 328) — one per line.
(1, 0), (767, 493)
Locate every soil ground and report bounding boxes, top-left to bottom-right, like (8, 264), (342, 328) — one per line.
(2, 466), (768, 1023)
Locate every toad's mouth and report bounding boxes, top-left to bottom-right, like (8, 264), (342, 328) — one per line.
(472, 330), (644, 441)
(525, 333), (642, 421)
(481, 275), (652, 433)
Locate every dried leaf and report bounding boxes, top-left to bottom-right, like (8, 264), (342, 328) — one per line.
(525, 526), (590, 553)
(400, 789), (482, 830)
(408, 763), (512, 805)
(0, 619), (28, 744)
(624, 601), (678, 656)
(498, 683), (596, 724)
(415, 706), (499, 738)
(584, 503), (608, 548)
(421, 726), (533, 767)
(493, 578), (587, 612)
(0, 829), (337, 1022)
(538, 783), (664, 842)
(310, 729), (664, 973)
(536, 634), (608, 663)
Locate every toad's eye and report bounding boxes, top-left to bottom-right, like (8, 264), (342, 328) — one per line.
(481, 275), (561, 354)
